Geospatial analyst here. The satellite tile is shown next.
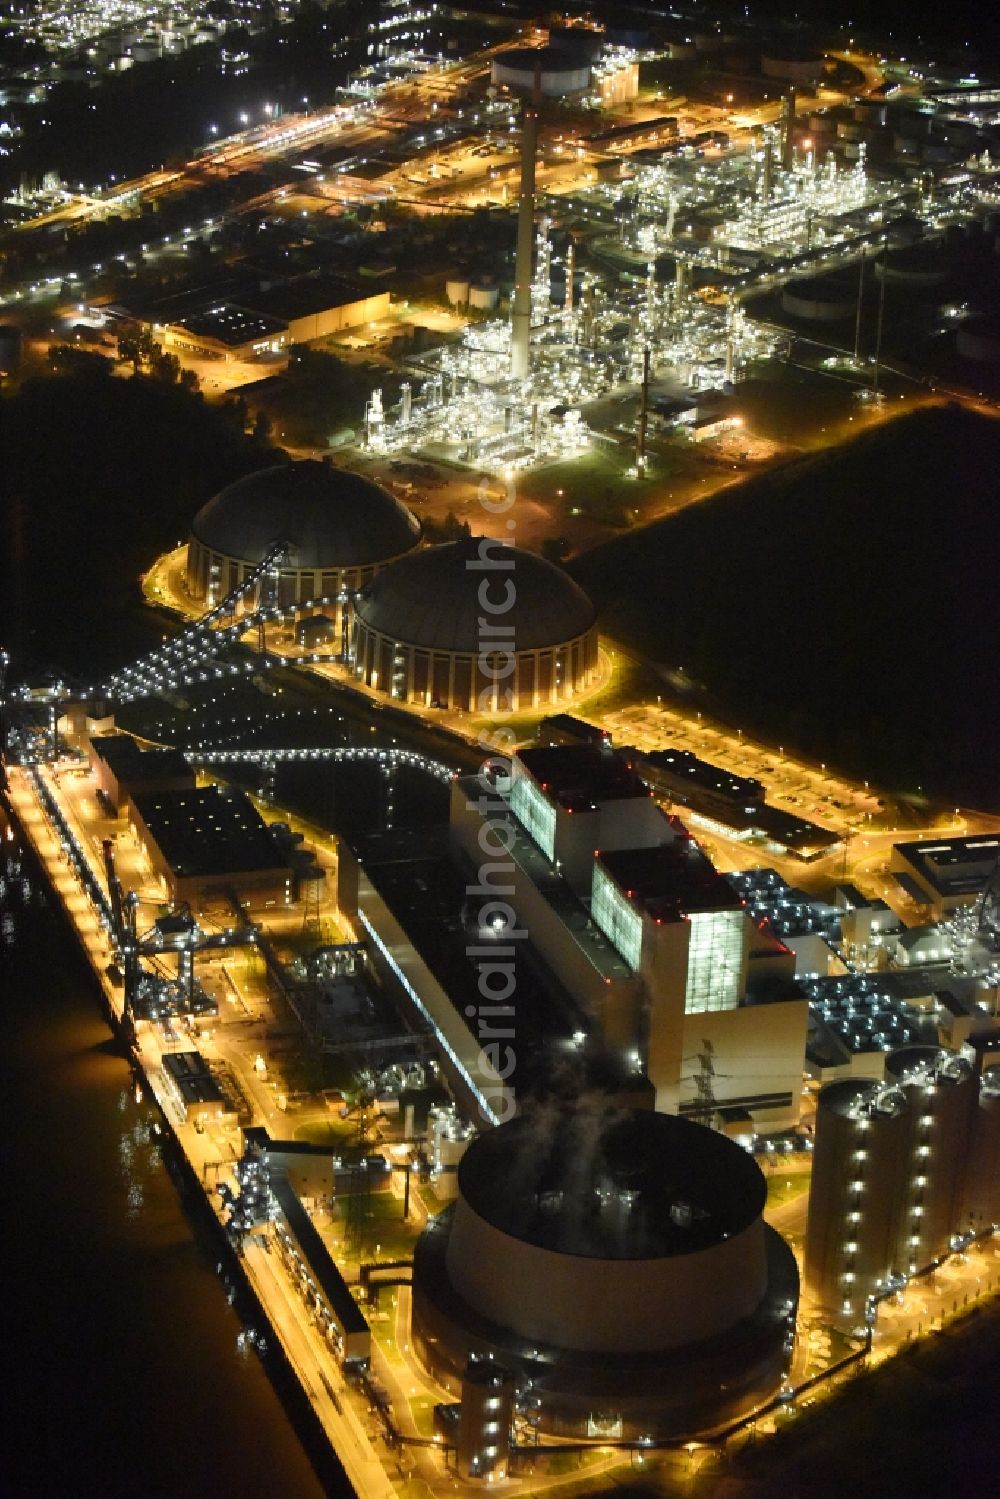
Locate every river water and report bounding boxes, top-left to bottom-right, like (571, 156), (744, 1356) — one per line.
(1, 800), (332, 1498)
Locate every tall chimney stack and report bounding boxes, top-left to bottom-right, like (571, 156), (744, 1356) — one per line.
(511, 64), (542, 381)
(781, 89), (796, 172)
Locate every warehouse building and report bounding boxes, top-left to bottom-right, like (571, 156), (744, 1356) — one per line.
(162, 305), (289, 362)
(246, 275), (390, 343)
(890, 834), (1000, 919)
(129, 784), (293, 908)
(89, 733), (195, 816)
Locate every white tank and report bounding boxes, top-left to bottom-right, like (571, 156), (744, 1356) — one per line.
(430, 1105), (475, 1170)
(468, 284), (499, 311)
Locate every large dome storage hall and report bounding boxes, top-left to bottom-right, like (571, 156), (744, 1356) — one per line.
(186, 461), (421, 631)
(350, 536), (600, 712)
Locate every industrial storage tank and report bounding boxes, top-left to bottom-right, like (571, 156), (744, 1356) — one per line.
(884, 1045), (976, 1268)
(186, 460), (421, 630)
(804, 1078), (913, 1321)
(957, 316), (1000, 366)
(873, 245), (949, 289)
(351, 537), (599, 713)
(0, 323), (22, 377)
(781, 277), (857, 321)
(761, 51), (826, 85)
(960, 1057), (1000, 1233)
(468, 284), (499, 312)
(491, 45), (592, 99)
(411, 1106), (798, 1439)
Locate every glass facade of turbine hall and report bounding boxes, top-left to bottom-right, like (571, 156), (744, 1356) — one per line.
(510, 764), (557, 861)
(684, 907), (744, 1013)
(591, 863), (644, 972)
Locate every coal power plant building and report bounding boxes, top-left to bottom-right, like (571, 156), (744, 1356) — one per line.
(412, 1107), (798, 1440)
(186, 461), (421, 631)
(350, 537), (600, 712)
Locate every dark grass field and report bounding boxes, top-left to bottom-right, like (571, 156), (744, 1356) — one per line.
(570, 404), (1000, 809)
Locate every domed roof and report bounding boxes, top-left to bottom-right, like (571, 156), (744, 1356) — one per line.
(191, 461), (421, 569)
(355, 542), (599, 653)
(354, 537), (596, 653)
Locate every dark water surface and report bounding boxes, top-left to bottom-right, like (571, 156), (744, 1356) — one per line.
(1, 803), (331, 1499)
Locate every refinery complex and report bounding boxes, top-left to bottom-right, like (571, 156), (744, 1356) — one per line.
(2, 4), (1000, 1497)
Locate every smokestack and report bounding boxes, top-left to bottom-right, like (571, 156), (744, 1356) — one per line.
(636, 345), (650, 479)
(781, 90), (795, 172)
(511, 64), (542, 381)
(853, 246), (866, 365)
(582, 277), (595, 346)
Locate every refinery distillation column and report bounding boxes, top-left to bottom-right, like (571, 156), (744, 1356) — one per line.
(511, 66), (542, 381)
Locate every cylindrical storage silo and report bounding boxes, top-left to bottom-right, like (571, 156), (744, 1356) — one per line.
(959, 1067), (1000, 1233)
(957, 318), (1000, 365)
(805, 1079), (913, 1322)
(886, 1046), (977, 1269)
(468, 284), (499, 311)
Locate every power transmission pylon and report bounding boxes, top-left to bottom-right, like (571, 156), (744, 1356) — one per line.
(344, 1086), (377, 1254)
(689, 1039), (719, 1130)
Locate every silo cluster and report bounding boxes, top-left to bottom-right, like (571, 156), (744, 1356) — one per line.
(805, 1042), (999, 1322)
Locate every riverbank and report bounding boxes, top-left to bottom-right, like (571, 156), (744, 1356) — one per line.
(3, 772), (388, 1499)
(1, 793), (333, 1499)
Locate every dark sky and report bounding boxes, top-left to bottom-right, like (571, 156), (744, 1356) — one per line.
(749, 0), (998, 58)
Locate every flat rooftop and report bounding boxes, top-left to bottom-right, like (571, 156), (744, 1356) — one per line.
(729, 868), (839, 941)
(170, 305), (288, 345)
(585, 114), (678, 146)
(599, 837), (743, 921)
(638, 746), (764, 805)
(349, 824), (593, 1078)
(805, 972), (938, 1057)
(538, 713), (610, 745)
(893, 835), (1000, 897)
(131, 785), (287, 879)
(753, 804), (841, 854)
(269, 1176), (369, 1341)
(516, 743), (650, 813)
(249, 273), (380, 321)
(162, 1049), (225, 1107)
(91, 734), (194, 786)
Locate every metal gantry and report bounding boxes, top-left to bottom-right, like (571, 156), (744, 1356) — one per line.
(98, 542), (292, 704)
(183, 743), (455, 786)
